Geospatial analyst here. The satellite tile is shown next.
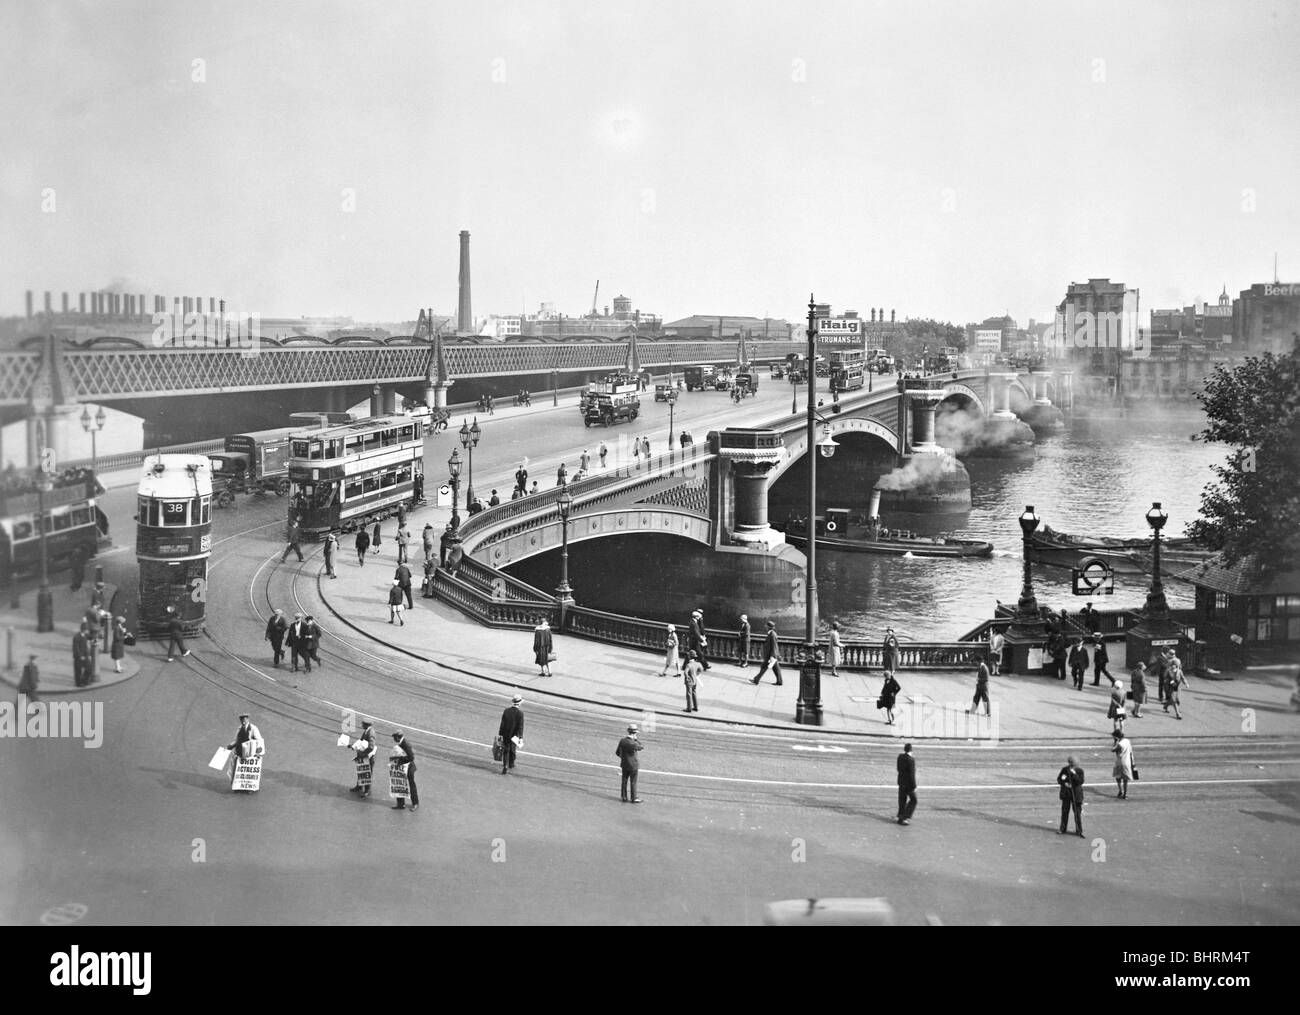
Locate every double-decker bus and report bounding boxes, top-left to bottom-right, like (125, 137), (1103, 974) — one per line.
(828, 349), (866, 393)
(287, 416), (423, 538)
(0, 466), (104, 585)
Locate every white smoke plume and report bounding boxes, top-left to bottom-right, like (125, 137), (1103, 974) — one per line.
(874, 451), (961, 491)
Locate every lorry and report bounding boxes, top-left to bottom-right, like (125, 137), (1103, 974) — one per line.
(208, 428), (295, 507)
(683, 365), (716, 391)
(584, 392), (641, 427)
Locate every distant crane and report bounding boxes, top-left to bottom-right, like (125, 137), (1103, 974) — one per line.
(591, 280), (600, 317)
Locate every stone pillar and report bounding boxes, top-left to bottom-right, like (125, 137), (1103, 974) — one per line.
(908, 390), (944, 453)
(1022, 372), (1064, 433)
(381, 386), (397, 415)
(369, 384), (382, 417)
(715, 429), (786, 548)
(732, 464), (774, 536)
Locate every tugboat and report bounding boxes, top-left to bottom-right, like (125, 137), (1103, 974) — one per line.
(778, 500), (993, 559)
(1025, 523), (1211, 575)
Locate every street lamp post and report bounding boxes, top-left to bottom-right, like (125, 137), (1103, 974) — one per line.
(447, 449), (462, 530)
(80, 405), (106, 476)
(555, 487), (575, 629)
(458, 417), (481, 513)
(1127, 501), (1185, 668)
(1003, 505), (1048, 674)
(667, 388), (678, 447)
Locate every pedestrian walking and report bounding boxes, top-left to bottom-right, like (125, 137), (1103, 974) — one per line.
(110, 615), (129, 673)
(446, 540), (463, 577)
(1108, 679), (1127, 732)
(1111, 730), (1134, 798)
(355, 527), (370, 566)
(660, 624), (681, 676)
(633, 437), (640, 462)
(396, 524), (410, 564)
(281, 517), (305, 563)
(640, 435), (650, 458)
(616, 724), (643, 803)
(878, 672), (901, 725)
(412, 473), (424, 503)
(390, 731), (418, 811)
(968, 655), (991, 716)
(350, 722), (377, 796)
(882, 627), (900, 676)
(388, 580), (406, 625)
(533, 616), (553, 677)
(896, 743), (917, 825)
(69, 544), (88, 593)
(488, 489), (500, 507)
(498, 695), (524, 774)
(1081, 602), (1102, 637)
(687, 609), (711, 670)
(265, 608), (287, 667)
(1057, 755), (1085, 836)
(751, 620), (785, 685)
(17, 654), (38, 706)
(487, 393), (494, 415)
(395, 561), (414, 609)
(580, 449), (590, 472)
(323, 530), (339, 578)
(305, 615), (323, 667)
(1046, 630), (1068, 681)
(1165, 656), (1188, 720)
(682, 650), (702, 713)
(422, 523), (435, 562)
(225, 713), (264, 792)
(1091, 636), (1113, 685)
(84, 604), (103, 658)
(70, 625), (86, 686)
(439, 523), (454, 566)
(371, 521), (382, 555)
(988, 628), (1004, 676)
(736, 614), (751, 668)
(1156, 647), (1176, 704)
(528, 480), (539, 496)
(286, 613), (311, 673)
(1068, 638), (1088, 690)
(556, 462), (568, 487)
(599, 442), (608, 468)
(827, 621), (843, 677)
(1130, 661), (1148, 717)
(164, 606), (190, 662)
(422, 556), (436, 598)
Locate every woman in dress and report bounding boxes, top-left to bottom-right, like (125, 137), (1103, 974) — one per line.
(371, 520), (382, 555)
(660, 624), (681, 677)
(1165, 656), (1188, 719)
(879, 672), (901, 725)
(533, 617), (553, 677)
(1108, 679), (1127, 734)
(110, 615), (128, 674)
(1111, 729), (1134, 798)
(827, 621), (843, 677)
(1130, 662), (1148, 718)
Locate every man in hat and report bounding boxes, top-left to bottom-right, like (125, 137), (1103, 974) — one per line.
(280, 516), (304, 564)
(616, 724), (643, 803)
(735, 614), (751, 668)
(264, 608), (287, 667)
(350, 722), (377, 796)
(751, 620), (784, 686)
(498, 694), (525, 774)
(305, 615), (323, 668)
(1057, 755), (1085, 836)
(17, 654), (38, 706)
(896, 743), (917, 825)
(395, 558), (414, 610)
(323, 529), (340, 578)
(422, 522), (436, 562)
(164, 606), (190, 662)
(226, 713), (264, 790)
(390, 731), (418, 811)
(286, 613), (310, 673)
(687, 609), (711, 671)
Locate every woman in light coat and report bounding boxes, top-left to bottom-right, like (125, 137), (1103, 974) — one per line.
(827, 621), (843, 677)
(1108, 679), (1127, 733)
(533, 617), (553, 677)
(1111, 729), (1134, 799)
(1130, 662), (1148, 718)
(1165, 657), (1188, 719)
(110, 616), (129, 673)
(660, 624), (681, 677)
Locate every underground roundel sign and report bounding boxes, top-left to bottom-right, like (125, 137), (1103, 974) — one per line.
(1072, 556), (1114, 596)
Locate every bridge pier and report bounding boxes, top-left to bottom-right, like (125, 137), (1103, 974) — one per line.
(877, 389), (971, 514)
(716, 429), (786, 548)
(963, 372), (1035, 458)
(369, 384), (398, 417)
(1021, 371), (1064, 433)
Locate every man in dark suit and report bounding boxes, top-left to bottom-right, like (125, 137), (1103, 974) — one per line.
(498, 694), (525, 774)
(395, 561), (414, 609)
(687, 609), (711, 670)
(751, 620), (784, 685)
(1057, 756), (1085, 836)
(264, 608), (287, 667)
(616, 724), (643, 803)
(286, 613), (310, 673)
(164, 607), (190, 662)
(391, 731), (418, 811)
(304, 615), (323, 668)
(71, 626), (89, 687)
(897, 743), (917, 825)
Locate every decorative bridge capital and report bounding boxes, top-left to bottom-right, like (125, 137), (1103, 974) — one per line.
(714, 427), (785, 468)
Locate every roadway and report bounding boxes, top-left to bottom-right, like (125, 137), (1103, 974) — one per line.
(2, 381), (1297, 925)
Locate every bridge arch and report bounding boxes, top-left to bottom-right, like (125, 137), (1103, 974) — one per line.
(937, 383), (987, 418)
(766, 415), (900, 487)
(471, 507), (712, 568)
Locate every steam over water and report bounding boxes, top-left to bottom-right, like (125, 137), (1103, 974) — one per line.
(818, 409), (1224, 642)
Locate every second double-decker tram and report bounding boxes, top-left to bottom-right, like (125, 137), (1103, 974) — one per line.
(827, 348), (866, 393)
(287, 415), (423, 538)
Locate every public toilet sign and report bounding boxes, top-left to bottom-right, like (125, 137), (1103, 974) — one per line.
(1151, 638), (1180, 647)
(816, 317), (864, 343)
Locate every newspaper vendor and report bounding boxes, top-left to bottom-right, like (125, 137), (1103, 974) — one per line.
(226, 713), (265, 792)
(349, 721), (378, 797)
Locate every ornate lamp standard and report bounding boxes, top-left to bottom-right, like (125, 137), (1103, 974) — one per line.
(458, 417), (481, 512)
(80, 405), (106, 476)
(666, 387), (678, 447)
(1003, 505), (1048, 674)
(1127, 501), (1184, 667)
(446, 449), (463, 530)
(555, 486), (575, 629)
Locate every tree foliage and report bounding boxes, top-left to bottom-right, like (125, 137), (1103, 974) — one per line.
(1186, 339), (1300, 571)
(885, 318), (967, 360)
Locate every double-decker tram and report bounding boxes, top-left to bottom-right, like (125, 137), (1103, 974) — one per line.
(0, 466), (104, 585)
(287, 415), (423, 538)
(136, 455), (212, 636)
(827, 348), (866, 393)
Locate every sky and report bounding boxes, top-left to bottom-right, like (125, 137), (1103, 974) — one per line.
(2, 0), (1298, 327)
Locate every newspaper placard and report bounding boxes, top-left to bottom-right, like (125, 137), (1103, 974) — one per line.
(209, 747), (232, 771)
(388, 761), (409, 799)
(232, 756), (263, 792)
(356, 759), (373, 791)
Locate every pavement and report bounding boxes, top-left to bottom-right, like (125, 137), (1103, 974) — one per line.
(0, 581), (140, 696)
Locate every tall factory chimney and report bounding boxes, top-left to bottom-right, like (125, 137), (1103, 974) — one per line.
(457, 230), (472, 334)
(25, 290), (33, 318)
(61, 292), (69, 313)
